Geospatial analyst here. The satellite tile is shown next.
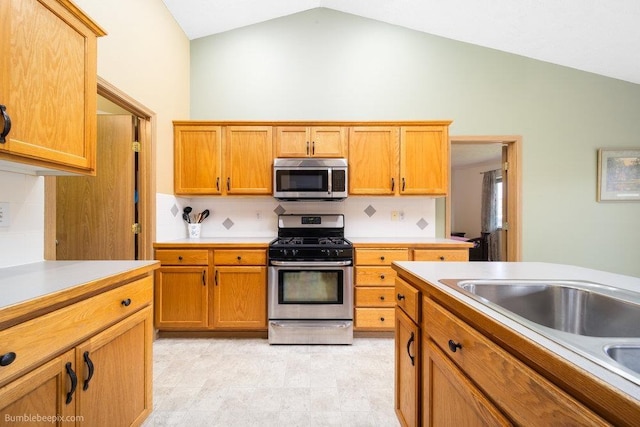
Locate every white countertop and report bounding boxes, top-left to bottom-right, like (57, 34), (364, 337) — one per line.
(156, 237), (274, 245)
(0, 260), (159, 312)
(393, 261), (640, 401)
(348, 237), (471, 245)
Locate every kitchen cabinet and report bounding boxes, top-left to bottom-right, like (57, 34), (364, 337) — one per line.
(275, 126), (347, 158)
(354, 248), (409, 331)
(212, 250), (267, 330)
(349, 124), (450, 196)
(225, 126), (273, 195)
(395, 304), (420, 427)
(0, 268), (155, 426)
(174, 124), (222, 195)
(154, 249), (210, 329)
(0, 0), (105, 174)
(413, 248), (469, 262)
(172, 123), (272, 195)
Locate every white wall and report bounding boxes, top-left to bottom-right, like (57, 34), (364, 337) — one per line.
(189, 8), (640, 277)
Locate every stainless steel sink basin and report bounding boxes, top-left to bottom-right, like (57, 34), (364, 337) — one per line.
(605, 345), (640, 375)
(449, 280), (640, 338)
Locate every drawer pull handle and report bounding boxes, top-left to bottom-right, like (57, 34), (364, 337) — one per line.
(380, 256), (385, 261)
(227, 177), (231, 191)
(65, 362), (77, 405)
(391, 177), (395, 191)
(402, 177), (406, 191)
(83, 351), (94, 391)
(237, 256), (242, 261)
(202, 270), (206, 286)
(0, 351), (16, 366)
(448, 340), (462, 353)
(380, 317), (385, 322)
(216, 177), (220, 191)
(215, 270), (219, 286)
(380, 274), (385, 280)
(0, 105), (11, 143)
(380, 295), (385, 301)
(178, 256), (183, 261)
(439, 256), (445, 261)
(121, 298), (132, 307)
(407, 332), (415, 366)
(397, 293), (405, 301)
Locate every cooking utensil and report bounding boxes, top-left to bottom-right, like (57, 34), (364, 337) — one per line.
(182, 213), (190, 223)
(183, 206), (193, 223)
(198, 209), (210, 223)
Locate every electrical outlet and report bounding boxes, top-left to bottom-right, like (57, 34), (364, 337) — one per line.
(399, 211), (405, 221)
(391, 211), (399, 221)
(0, 202), (9, 227)
(256, 211), (262, 220)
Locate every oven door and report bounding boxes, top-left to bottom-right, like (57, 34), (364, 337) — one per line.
(268, 261), (353, 320)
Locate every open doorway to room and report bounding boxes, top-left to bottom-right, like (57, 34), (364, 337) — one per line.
(44, 77), (156, 261)
(447, 136), (522, 262)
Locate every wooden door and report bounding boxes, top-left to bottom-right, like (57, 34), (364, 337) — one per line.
(0, 0), (101, 172)
(212, 266), (267, 329)
(56, 115), (134, 260)
(400, 126), (448, 195)
(310, 127), (347, 157)
(174, 124), (222, 194)
(76, 308), (152, 427)
(0, 349), (76, 426)
(274, 127), (309, 157)
(423, 341), (511, 426)
(224, 126), (273, 194)
(395, 308), (419, 427)
(155, 266), (208, 329)
(349, 127), (399, 194)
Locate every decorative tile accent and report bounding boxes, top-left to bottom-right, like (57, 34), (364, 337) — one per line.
(416, 218), (429, 230)
(222, 218), (235, 229)
(274, 204), (286, 215)
(170, 204), (179, 217)
(364, 205), (377, 217)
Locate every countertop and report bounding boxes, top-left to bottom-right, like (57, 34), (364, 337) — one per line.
(154, 237), (472, 247)
(0, 260), (159, 326)
(392, 261), (640, 402)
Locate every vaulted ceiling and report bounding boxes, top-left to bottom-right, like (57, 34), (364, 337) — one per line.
(162, 0), (640, 85)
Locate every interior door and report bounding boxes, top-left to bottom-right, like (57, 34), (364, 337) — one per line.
(56, 115), (135, 260)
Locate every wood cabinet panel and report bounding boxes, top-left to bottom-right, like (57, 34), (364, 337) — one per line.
(225, 126), (273, 194)
(355, 307), (395, 329)
(355, 287), (396, 307)
(349, 127), (399, 195)
(275, 126), (347, 158)
(355, 266), (397, 286)
(396, 278), (420, 323)
(356, 248), (410, 265)
(212, 266), (267, 329)
(174, 124), (222, 195)
(155, 249), (209, 265)
(214, 249), (266, 265)
(0, 0), (104, 174)
(395, 307), (420, 427)
(400, 126), (448, 195)
(412, 249), (469, 262)
(155, 266), (208, 328)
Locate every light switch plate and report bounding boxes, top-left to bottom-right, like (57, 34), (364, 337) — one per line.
(0, 202), (9, 227)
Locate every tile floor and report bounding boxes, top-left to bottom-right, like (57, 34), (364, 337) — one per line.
(143, 337), (400, 427)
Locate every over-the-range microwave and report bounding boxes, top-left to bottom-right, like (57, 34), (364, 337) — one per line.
(273, 158), (348, 201)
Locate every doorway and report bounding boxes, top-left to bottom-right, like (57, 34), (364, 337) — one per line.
(447, 136), (522, 262)
(44, 77), (156, 260)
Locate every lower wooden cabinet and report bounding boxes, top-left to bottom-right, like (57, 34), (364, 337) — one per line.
(395, 307), (420, 427)
(212, 266), (267, 329)
(155, 266), (208, 329)
(0, 271), (155, 427)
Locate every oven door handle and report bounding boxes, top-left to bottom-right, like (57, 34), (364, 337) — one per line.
(269, 260), (352, 267)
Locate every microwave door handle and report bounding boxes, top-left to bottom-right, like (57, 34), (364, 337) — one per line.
(327, 168), (332, 196)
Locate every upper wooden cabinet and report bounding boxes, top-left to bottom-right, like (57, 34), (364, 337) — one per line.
(275, 126), (347, 158)
(225, 126), (273, 195)
(173, 123), (273, 196)
(0, 0), (106, 174)
(174, 124), (223, 195)
(349, 124), (450, 196)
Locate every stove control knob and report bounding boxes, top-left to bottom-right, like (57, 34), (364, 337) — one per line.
(291, 249), (298, 256)
(282, 249), (288, 257)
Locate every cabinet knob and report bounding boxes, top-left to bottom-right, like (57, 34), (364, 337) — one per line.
(237, 256), (242, 261)
(380, 295), (385, 301)
(397, 293), (405, 301)
(380, 317), (385, 322)
(0, 105), (11, 144)
(448, 340), (462, 353)
(0, 351), (16, 366)
(439, 256), (445, 261)
(380, 274), (385, 280)
(380, 256), (385, 261)
(178, 256), (183, 261)
(121, 298), (132, 307)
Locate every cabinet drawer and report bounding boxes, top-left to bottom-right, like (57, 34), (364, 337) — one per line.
(156, 249), (209, 265)
(423, 298), (608, 426)
(355, 266), (396, 286)
(413, 249), (469, 262)
(0, 276), (152, 388)
(214, 250), (266, 265)
(355, 287), (396, 307)
(355, 308), (395, 330)
(356, 248), (410, 265)
(395, 278), (420, 323)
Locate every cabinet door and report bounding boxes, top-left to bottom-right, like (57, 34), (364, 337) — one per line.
(155, 266), (208, 329)
(174, 124), (222, 195)
(0, 349), (76, 425)
(423, 340), (511, 426)
(76, 307), (153, 427)
(395, 308), (419, 427)
(310, 127), (347, 157)
(0, 0), (102, 173)
(212, 266), (267, 329)
(225, 126), (273, 194)
(274, 127), (309, 157)
(400, 126), (448, 195)
(349, 127), (399, 194)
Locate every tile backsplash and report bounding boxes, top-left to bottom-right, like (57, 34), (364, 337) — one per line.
(156, 193), (436, 241)
(0, 171), (45, 268)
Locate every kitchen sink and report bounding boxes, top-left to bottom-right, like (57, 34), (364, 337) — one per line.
(451, 280), (640, 337)
(605, 345), (640, 375)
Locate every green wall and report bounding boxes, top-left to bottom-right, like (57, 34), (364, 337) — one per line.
(190, 8), (640, 277)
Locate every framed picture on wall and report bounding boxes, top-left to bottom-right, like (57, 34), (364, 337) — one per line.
(597, 148), (640, 201)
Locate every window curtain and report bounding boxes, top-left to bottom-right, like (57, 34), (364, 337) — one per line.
(481, 170), (501, 261)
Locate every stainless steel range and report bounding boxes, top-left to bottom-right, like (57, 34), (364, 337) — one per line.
(268, 214), (353, 344)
